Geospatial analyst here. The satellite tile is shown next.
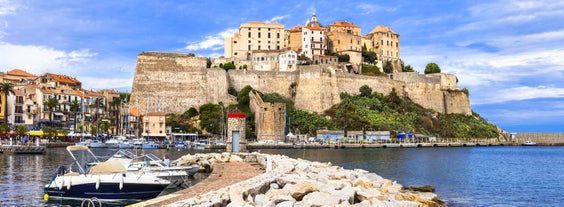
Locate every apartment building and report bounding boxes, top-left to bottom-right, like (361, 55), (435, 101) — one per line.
(224, 22), (285, 60)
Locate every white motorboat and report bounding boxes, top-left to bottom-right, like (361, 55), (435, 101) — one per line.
(105, 138), (120, 148)
(142, 141), (160, 149)
(522, 139), (537, 146)
(109, 150), (200, 187)
(44, 146), (170, 201)
(119, 139), (133, 149)
(89, 140), (106, 148)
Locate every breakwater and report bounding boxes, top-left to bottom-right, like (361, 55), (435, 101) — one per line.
(516, 133), (564, 145)
(132, 152), (443, 207)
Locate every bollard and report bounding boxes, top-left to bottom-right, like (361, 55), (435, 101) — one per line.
(265, 156), (272, 172)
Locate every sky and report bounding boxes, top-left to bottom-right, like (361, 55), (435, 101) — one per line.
(0, 0), (563, 133)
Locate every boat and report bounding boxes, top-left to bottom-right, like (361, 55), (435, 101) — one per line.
(109, 150), (200, 187)
(175, 141), (186, 148)
(522, 139), (537, 146)
(89, 140), (106, 148)
(105, 138), (120, 148)
(118, 139), (133, 149)
(142, 141), (160, 149)
(44, 146), (170, 201)
(74, 139), (91, 147)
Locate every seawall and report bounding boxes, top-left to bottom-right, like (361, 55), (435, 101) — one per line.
(131, 152), (443, 207)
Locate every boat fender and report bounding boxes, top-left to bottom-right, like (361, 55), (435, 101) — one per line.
(119, 177), (124, 190)
(43, 194), (49, 201)
(95, 176), (101, 190)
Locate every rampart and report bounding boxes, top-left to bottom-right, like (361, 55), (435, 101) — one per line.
(131, 52), (471, 117)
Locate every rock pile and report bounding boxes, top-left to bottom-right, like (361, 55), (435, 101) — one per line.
(171, 152), (444, 207)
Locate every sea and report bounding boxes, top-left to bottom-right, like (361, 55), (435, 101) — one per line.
(0, 146), (563, 207)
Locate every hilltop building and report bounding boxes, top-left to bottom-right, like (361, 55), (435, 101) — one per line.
(325, 21), (363, 71)
(224, 22), (285, 60)
(362, 25), (402, 72)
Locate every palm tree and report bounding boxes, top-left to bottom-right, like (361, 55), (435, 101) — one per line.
(43, 97), (59, 127)
(0, 82), (15, 125)
(71, 100), (80, 135)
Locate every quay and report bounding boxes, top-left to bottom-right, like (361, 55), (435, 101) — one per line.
(130, 152), (443, 207)
(0, 145), (46, 154)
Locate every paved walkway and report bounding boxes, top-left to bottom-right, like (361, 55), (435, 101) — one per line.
(128, 161), (264, 207)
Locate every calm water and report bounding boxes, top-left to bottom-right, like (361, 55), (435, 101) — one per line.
(259, 147), (564, 207)
(0, 146), (563, 206)
(0, 147), (214, 207)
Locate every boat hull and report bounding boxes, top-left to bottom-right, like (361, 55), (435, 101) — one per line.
(44, 175), (169, 200)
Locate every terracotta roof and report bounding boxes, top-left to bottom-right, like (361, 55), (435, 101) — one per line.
(46, 73), (81, 84)
(289, 26), (302, 32)
(129, 107), (140, 117)
(85, 90), (103, 97)
(330, 21), (359, 28)
(7, 69), (36, 77)
(369, 25), (397, 34)
(148, 111), (165, 116)
(303, 26), (324, 31)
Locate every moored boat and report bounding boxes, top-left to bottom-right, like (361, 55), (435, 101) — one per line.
(522, 139), (537, 146)
(44, 146), (170, 201)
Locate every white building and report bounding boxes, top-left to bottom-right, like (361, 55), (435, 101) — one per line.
(279, 50), (298, 71)
(301, 26), (325, 59)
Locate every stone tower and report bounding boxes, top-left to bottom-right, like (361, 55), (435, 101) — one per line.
(227, 112), (246, 153)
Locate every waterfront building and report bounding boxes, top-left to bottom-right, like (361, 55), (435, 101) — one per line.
(224, 22), (285, 60)
(102, 89), (121, 134)
(362, 25), (402, 72)
(142, 111), (166, 140)
(316, 130), (345, 143)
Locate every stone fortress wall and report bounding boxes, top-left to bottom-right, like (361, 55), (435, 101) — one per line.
(130, 52), (471, 117)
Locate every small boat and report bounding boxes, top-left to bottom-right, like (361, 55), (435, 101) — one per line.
(74, 139), (91, 147)
(89, 140), (106, 148)
(522, 139), (537, 146)
(142, 141), (160, 149)
(175, 141), (186, 148)
(44, 146), (170, 201)
(105, 138), (121, 148)
(119, 139), (133, 149)
(109, 150), (200, 187)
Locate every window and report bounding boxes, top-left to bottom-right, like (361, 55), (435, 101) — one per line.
(258, 32), (261, 38)
(268, 33), (270, 38)
(277, 33), (280, 38)
(248, 32), (251, 38)
(234, 41), (237, 44)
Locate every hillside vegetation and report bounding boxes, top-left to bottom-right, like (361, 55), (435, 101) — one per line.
(167, 85), (499, 140)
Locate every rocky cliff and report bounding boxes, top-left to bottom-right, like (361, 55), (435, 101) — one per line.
(130, 52), (471, 116)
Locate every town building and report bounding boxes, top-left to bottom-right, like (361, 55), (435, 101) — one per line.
(279, 50), (298, 71)
(142, 111), (166, 140)
(224, 22), (285, 60)
(362, 25), (402, 72)
(326, 21), (363, 71)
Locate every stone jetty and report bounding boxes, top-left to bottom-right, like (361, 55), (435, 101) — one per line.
(131, 152), (444, 207)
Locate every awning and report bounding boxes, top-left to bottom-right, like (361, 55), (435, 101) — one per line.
(29, 131), (44, 136)
(54, 112), (64, 116)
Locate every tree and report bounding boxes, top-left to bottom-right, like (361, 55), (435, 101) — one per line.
(43, 97), (59, 127)
(338, 54), (350, 62)
(237, 85), (254, 105)
(0, 82), (15, 125)
(221, 62), (236, 70)
(16, 125), (28, 139)
(359, 85), (372, 98)
(424, 62), (441, 74)
(403, 65), (415, 72)
(383, 61), (393, 73)
(182, 107), (199, 119)
(206, 58), (212, 68)
(71, 100), (80, 134)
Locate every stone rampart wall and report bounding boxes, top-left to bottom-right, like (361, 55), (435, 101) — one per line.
(131, 52), (471, 116)
(516, 133), (564, 144)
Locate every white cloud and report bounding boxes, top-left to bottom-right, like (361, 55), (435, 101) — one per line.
(265, 15), (289, 23)
(184, 28), (237, 51)
(0, 0), (19, 17)
(356, 3), (396, 15)
(81, 77), (133, 91)
(0, 42), (97, 74)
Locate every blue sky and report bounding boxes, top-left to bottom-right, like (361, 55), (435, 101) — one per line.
(0, 0), (563, 132)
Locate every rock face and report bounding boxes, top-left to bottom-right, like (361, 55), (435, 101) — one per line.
(130, 52), (471, 116)
(171, 152), (444, 207)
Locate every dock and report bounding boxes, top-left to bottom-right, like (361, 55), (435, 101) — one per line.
(0, 145), (46, 154)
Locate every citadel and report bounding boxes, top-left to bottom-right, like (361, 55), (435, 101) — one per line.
(128, 14), (471, 141)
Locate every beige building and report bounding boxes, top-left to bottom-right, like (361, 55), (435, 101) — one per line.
(288, 26), (303, 53)
(251, 50), (281, 71)
(362, 25), (402, 72)
(224, 22), (285, 60)
(142, 111), (166, 140)
(326, 21), (362, 53)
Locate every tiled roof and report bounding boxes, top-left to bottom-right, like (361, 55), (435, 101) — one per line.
(7, 69), (36, 77)
(46, 73), (81, 84)
(129, 108), (139, 116)
(369, 25), (396, 34)
(289, 26), (302, 32)
(303, 26), (324, 31)
(148, 111), (165, 116)
(330, 21), (359, 28)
